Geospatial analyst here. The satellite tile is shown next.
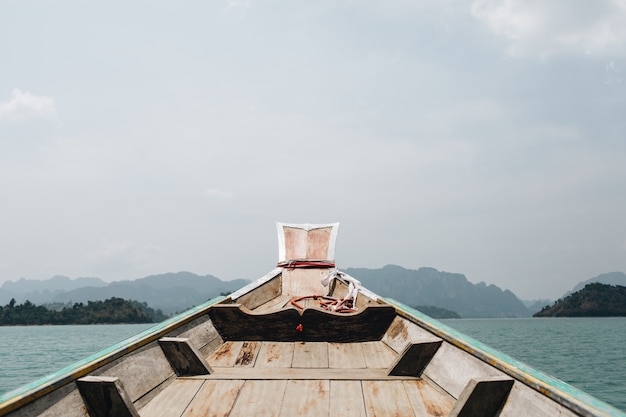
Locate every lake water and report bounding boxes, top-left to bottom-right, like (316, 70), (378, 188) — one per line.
(443, 317), (626, 411)
(0, 318), (624, 412)
(0, 323), (153, 397)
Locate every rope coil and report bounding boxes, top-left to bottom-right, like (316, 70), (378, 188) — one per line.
(289, 268), (362, 314)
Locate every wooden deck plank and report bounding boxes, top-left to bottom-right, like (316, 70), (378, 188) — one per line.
(403, 379), (455, 417)
(361, 341), (397, 369)
(281, 268), (330, 296)
(255, 342), (294, 368)
(329, 380), (366, 417)
(228, 380), (288, 417)
(138, 379), (203, 417)
(182, 380), (244, 417)
(302, 297), (319, 309)
(362, 380), (415, 417)
(234, 341), (261, 368)
(279, 380), (329, 417)
(292, 342), (328, 368)
(184, 368), (418, 380)
(206, 342), (243, 368)
(253, 294), (291, 313)
(328, 343), (367, 369)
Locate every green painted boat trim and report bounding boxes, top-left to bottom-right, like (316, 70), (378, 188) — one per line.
(386, 298), (626, 417)
(0, 296), (227, 416)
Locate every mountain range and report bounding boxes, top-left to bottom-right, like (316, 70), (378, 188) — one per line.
(2, 267), (625, 318)
(0, 273), (248, 315)
(564, 271), (626, 297)
(346, 265), (530, 318)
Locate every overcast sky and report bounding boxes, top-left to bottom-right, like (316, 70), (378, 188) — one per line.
(1, 0), (625, 300)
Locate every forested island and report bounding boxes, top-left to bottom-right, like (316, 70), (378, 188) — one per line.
(0, 297), (168, 325)
(534, 283), (626, 317)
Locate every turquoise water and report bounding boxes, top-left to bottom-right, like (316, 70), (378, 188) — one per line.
(0, 324), (153, 396)
(0, 319), (624, 411)
(444, 317), (626, 411)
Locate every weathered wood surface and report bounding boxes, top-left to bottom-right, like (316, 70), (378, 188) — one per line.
(76, 376), (139, 417)
(138, 379), (203, 417)
(329, 380), (367, 417)
(236, 275), (282, 310)
(139, 339), (459, 417)
(281, 380), (330, 416)
(140, 378), (454, 417)
(227, 380), (287, 417)
(254, 342), (294, 368)
(172, 316), (222, 357)
(234, 341), (261, 367)
(5, 383), (88, 417)
(293, 342), (328, 368)
(281, 268), (330, 296)
(403, 379), (456, 417)
(136, 333), (584, 417)
(448, 377), (514, 417)
(253, 294), (291, 313)
(361, 341), (397, 369)
(422, 341), (506, 399)
(388, 341), (442, 377)
(208, 304), (396, 342)
(93, 343), (174, 404)
(180, 380), (244, 417)
(186, 368), (416, 380)
(158, 338), (213, 376)
(280, 224), (334, 261)
(207, 341), (397, 371)
(382, 316), (443, 354)
(362, 380), (416, 417)
(328, 343), (366, 369)
(206, 341), (244, 368)
(328, 280), (377, 310)
(498, 383), (579, 417)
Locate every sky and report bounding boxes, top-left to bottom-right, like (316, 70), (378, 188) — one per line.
(1, 0), (625, 301)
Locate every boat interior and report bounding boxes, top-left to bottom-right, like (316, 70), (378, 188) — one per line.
(1, 223), (617, 417)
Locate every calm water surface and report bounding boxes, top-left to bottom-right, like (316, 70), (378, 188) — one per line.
(0, 319), (624, 412)
(444, 317), (626, 411)
(0, 324), (152, 396)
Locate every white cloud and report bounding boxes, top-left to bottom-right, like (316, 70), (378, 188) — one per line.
(0, 88), (60, 125)
(471, 0), (626, 58)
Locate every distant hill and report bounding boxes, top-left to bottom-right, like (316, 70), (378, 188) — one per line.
(523, 298), (554, 315)
(1, 266), (530, 318)
(1, 275), (107, 293)
(345, 265), (530, 318)
(535, 283), (626, 317)
(0, 272), (249, 315)
(0, 276), (107, 305)
(10, 266), (623, 319)
(565, 272), (626, 297)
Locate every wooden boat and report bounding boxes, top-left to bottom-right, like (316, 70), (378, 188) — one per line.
(1, 222), (624, 417)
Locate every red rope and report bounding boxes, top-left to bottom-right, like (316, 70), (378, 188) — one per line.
(277, 260), (336, 269)
(290, 294), (357, 313)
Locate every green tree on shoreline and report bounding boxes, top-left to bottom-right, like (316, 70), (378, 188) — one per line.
(535, 283), (626, 317)
(0, 297), (168, 325)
